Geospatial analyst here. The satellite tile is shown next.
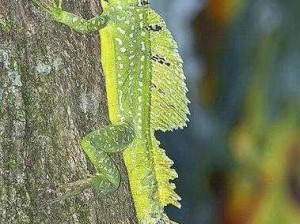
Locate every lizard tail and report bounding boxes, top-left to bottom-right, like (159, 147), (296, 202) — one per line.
(123, 134), (181, 223)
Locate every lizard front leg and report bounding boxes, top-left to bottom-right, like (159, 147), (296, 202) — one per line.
(32, 0), (108, 33)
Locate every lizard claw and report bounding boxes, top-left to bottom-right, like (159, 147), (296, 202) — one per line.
(32, 0), (62, 12)
(47, 177), (93, 205)
(32, 0), (64, 21)
(57, 0), (63, 8)
(48, 173), (115, 204)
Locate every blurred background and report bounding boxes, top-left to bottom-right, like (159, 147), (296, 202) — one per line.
(151, 0), (300, 223)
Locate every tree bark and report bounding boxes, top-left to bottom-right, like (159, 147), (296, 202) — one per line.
(0, 0), (137, 223)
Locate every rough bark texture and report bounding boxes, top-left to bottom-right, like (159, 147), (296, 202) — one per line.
(0, 0), (138, 223)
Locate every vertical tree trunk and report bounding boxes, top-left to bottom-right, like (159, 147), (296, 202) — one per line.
(0, 0), (137, 223)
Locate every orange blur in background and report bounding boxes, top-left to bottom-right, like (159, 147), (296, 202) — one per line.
(194, 0), (300, 223)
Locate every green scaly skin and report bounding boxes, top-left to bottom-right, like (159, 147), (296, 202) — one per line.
(33, 0), (189, 223)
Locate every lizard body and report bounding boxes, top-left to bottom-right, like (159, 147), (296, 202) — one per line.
(33, 0), (189, 223)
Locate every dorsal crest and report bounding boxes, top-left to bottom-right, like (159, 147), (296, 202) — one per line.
(104, 0), (149, 7)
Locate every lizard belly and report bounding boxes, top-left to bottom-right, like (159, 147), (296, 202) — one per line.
(100, 25), (122, 125)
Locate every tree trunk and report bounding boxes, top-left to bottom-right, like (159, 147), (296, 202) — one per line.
(0, 0), (137, 223)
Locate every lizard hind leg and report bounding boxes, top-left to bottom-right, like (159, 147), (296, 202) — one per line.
(51, 123), (135, 203)
(81, 123), (135, 194)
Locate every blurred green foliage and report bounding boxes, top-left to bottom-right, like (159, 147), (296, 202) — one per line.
(196, 0), (300, 223)
(153, 0), (300, 223)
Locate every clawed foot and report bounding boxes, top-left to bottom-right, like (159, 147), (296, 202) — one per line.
(48, 173), (113, 204)
(32, 0), (63, 18)
(48, 175), (94, 204)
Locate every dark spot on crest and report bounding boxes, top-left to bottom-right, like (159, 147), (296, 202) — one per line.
(148, 24), (162, 32)
(151, 54), (171, 67)
(151, 83), (157, 89)
(158, 88), (165, 94)
(140, 0), (150, 6)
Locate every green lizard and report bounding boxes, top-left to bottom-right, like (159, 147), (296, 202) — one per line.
(33, 0), (189, 223)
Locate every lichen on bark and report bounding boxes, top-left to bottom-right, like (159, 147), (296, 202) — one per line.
(0, 1), (137, 223)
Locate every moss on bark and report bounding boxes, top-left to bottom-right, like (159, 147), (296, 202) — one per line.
(0, 0), (137, 223)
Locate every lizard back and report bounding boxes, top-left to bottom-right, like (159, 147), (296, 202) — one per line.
(100, 2), (188, 223)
